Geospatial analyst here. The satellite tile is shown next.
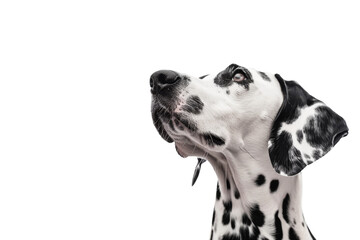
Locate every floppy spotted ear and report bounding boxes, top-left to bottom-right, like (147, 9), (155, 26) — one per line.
(268, 74), (349, 176)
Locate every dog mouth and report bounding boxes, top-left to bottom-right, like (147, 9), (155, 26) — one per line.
(152, 103), (227, 148)
(151, 103), (209, 186)
(150, 70), (227, 186)
(151, 102), (198, 140)
(150, 72), (227, 149)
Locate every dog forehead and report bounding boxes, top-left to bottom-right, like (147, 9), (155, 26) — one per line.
(180, 70), (283, 139)
(182, 69), (283, 118)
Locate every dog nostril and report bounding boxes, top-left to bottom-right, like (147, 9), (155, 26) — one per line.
(158, 73), (179, 85)
(173, 76), (181, 84)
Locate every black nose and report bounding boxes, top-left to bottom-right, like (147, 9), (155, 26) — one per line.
(150, 70), (181, 94)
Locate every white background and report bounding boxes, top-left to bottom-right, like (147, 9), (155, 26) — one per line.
(1, 0), (359, 239)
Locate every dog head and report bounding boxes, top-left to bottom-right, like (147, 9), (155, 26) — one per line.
(150, 64), (348, 176)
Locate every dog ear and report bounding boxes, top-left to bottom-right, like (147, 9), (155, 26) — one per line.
(268, 74), (348, 176)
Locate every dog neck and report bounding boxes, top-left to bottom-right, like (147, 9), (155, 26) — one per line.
(208, 145), (316, 240)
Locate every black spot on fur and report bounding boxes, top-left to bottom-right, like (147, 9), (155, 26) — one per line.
(258, 71), (271, 81)
(226, 179), (231, 190)
(269, 131), (306, 175)
(312, 149), (321, 160)
(289, 227), (300, 240)
(222, 201), (232, 225)
(307, 226), (316, 240)
(222, 212), (231, 225)
(231, 219), (236, 229)
(223, 201), (232, 211)
(273, 211), (283, 240)
(286, 108), (301, 125)
(255, 174), (266, 186)
(270, 179), (279, 193)
(240, 226), (249, 240)
(214, 64), (253, 90)
(302, 222), (305, 227)
(261, 238), (269, 240)
(242, 213), (252, 226)
(199, 74), (208, 79)
(296, 130), (303, 143)
(212, 209), (216, 225)
(222, 233), (240, 240)
(282, 194), (290, 223)
(303, 106), (348, 153)
(251, 225), (260, 240)
(249, 204), (265, 227)
(226, 90), (230, 95)
(202, 133), (226, 147)
(293, 218), (297, 225)
(234, 189), (240, 199)
(173, 112), (198, 132)
(216, 183), (221, 200)
(304, 154), (310, 159)
(181, 95), (204, 114)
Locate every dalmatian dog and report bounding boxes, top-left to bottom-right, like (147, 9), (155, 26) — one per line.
(150, 64), (348, 240)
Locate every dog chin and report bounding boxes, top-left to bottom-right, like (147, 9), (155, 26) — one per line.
(175, 142), (209, 159)
(175, 144), (187, 158)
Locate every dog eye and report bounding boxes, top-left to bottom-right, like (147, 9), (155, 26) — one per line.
(232, 73), (245, 82)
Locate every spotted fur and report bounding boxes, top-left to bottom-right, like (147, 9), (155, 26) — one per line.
(181, 95), (204, 114)
(150, 64), (348, 240)
(270, 179), (279, 193)
(258, 71), (271, 81)
(268, 75), (348, 176)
